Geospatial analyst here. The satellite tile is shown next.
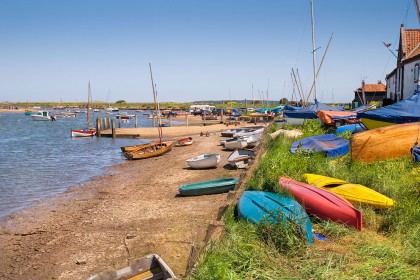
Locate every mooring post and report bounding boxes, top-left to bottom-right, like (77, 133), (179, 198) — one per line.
(111, 119), (116, 138)
(96, 118), (101, 138)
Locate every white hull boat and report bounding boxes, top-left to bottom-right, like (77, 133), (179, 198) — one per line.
(227, 149), (256, 169)
(31, 111), (55, 121)
(186, 153), (220, 169)
(224, 138), (248, 150)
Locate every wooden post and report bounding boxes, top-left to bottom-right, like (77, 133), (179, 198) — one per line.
(169, 115), (172, 127)
(111, 119), (116, 138)
(186, 113), (189, 126)
(118, 118), (121, 128)
(96, 118), (101, 138)
(135, 114), (138, 128)
(203, 112), (206, 126)
(220, 109), (224, 123)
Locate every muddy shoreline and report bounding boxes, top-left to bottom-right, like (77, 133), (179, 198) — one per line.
(0, 122), (259, 279)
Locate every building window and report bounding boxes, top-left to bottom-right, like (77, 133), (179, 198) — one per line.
(415, 64), (419, 82)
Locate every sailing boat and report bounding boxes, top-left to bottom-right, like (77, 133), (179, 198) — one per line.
(123, 64), (173, 160)
(71, 81), (97, 137)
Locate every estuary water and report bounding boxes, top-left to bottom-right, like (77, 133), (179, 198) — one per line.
(0, 110), (157, 220)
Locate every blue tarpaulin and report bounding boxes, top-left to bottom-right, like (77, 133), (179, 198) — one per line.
(357, 93), (420, 124)
(284, 102), (344, 119)
(290, 134), (349, 158)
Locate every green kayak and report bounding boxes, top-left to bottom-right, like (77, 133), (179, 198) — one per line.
(179, 178), (239, 196)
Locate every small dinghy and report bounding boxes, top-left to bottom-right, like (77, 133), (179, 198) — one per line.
(186, 153), (220, 169)
(237, 190), (313, 245)
(227, 149), (256, 169)
(224, 138), (248, 150)
(174, 137), (193, 147)
(179, 178), (238, 196)
(87, 253), (177, 280)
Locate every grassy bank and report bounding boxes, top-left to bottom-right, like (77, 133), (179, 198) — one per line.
(188, 120), (419, 279)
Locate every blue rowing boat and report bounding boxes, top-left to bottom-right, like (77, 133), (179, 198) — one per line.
(179, 178), (238, 196)
(237, 191), (313, 245)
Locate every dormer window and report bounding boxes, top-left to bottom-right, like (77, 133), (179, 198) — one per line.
(415, 64), (419, 82)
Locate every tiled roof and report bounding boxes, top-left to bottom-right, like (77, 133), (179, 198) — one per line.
(355, 83), (386, 93)
(402, 28), (420, 59)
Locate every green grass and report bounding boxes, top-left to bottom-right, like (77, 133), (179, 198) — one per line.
(188, 120), (420, 280)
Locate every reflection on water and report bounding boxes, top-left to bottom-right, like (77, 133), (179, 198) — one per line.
(0, 111), (153, 220)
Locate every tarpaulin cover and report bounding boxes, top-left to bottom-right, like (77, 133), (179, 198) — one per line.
(284, 102), (344, 119)
(357, 93), (420, 124)
(290, 134), (349, 158)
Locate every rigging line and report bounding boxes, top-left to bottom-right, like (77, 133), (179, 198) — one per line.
(403, 0), (414, 26)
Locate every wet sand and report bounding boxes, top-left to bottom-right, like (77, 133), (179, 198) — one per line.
(0, 120), (262, 279)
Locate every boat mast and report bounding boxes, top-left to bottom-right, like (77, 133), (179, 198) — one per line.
(149, 63), (163, 144)
(310, 0), (318, 102)
(87, 81), (91, 128)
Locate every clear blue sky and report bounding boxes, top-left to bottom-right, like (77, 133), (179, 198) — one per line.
(0, 0), (418, 103)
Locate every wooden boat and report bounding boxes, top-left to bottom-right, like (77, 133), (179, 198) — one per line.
(351, 122), (420, 162)
(120, 141), (158, 153)
(303, 173), (394, 209)
(123, 141), (173, 160)
(174, 137), (193, 147)
(86, 253), (176, 280)
(227, 149), (255, 169)
(178, 178), (238, 196)
(31, 110), (55, 121)
(290, 134), (349, 158)
(71, 81), (96, 137)
(236, 190), (313, 245)
(279, 177), (362, 230)
(186, 153), (220, 169)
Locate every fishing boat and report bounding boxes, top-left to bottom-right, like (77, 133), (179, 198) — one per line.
(116, 111), (135, 119)
(357, 92), (420, 129)
(185, 153), (220, 169)
(71, 81), (96, 137)
(351, 122), (420, 162)
(31, 110), (56, 121)
(178, 178), (238, 196)
(227, 149), (256, 169)
(290, 134), (349, 158)
(279, 177), (362, 230)
(120, 141), (158, 153)
(174, 137), (193, 147)
(236, 190), (313, 245)
(303, 173), (394, 209)
(86, 253), (176, 280)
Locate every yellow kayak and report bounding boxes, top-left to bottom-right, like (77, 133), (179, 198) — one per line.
(303, 174), (394, 209)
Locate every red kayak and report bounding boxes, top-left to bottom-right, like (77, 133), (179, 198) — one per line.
(279, 177), (362, 231)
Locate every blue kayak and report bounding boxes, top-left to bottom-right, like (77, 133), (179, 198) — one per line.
(179, 178), (238, 196)
(290, 134), (349, 158)
(237, 191), (313, 245)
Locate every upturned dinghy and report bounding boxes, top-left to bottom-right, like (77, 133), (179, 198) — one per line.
(87, 253), (177, 280)
(185, 153), (220, 169)
(237, 190), (313, 245)
(303, 173), (394, 209)
(279, 177), (362, 230)
(179, 178), (238, 196)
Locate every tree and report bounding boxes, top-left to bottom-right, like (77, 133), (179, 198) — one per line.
(115, 100), (126, 104)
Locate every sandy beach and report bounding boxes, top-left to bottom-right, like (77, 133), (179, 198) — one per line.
(0, 120), (262, 280)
